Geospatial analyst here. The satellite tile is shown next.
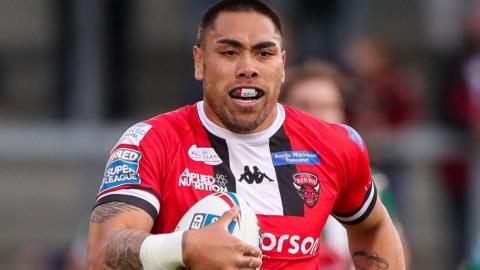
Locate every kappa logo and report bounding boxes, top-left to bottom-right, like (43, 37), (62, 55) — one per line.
(238, 166), (274, 184)
(292, 172), (320, 208)
(188, 145), (222, 165)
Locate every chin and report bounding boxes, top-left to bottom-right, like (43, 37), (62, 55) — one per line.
(228, 114), (268, 133)
(224, 121), (259, 134)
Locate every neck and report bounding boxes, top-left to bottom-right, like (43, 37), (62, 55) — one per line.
(202, 101), (278, 134)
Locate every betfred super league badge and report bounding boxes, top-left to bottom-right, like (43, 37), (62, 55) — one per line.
(292, 172), (320, 208)
(100, 148), (142, 192)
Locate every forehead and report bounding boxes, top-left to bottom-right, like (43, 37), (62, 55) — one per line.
(206, 11), (281, 47)
(290, 79), (341, 102)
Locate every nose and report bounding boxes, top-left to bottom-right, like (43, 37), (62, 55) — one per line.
(236, 54), (259, 79)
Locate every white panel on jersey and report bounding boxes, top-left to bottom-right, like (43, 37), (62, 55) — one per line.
(227, 141), (284, 216)
(197, 100), (287, 215)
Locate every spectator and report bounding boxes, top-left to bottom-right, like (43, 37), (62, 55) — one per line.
(281, 60), (408, 269)
(438, 4), (480, 268)
(442, 6), (480, 137)
(343, 35), (421, 132)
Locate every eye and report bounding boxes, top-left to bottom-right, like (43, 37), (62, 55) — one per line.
(257, 50), (274, 57)
(221, 50), (238, 56)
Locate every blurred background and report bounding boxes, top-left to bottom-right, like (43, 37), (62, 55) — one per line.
(0, 0), (479, 269)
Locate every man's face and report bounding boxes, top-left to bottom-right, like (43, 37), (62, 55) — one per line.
(193, 11), (286, 134)
(287, 78), (345, 123)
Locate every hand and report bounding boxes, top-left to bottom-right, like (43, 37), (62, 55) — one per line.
(182, 206), (262, 270)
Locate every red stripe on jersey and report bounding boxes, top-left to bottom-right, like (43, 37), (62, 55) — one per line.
(214, 192), (241, 229)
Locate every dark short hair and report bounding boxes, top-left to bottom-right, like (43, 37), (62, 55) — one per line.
(280, 61), (350, 103)
(196, 0), (283, 47)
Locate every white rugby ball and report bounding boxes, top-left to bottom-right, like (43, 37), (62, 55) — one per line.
(175, 192), (261, 265)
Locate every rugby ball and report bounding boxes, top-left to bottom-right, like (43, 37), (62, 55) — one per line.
(175, 192), (261, 265)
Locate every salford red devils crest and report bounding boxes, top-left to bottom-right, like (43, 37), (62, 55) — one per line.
(293, 172), (320, 208)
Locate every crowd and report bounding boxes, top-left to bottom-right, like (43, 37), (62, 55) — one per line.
(4, 1), (480, 269)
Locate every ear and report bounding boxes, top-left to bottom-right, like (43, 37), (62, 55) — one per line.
(193, 46), (204, 81)
(281, 50), (287, 83)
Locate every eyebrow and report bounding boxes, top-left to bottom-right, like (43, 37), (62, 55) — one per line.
(216, 38), (278, 50)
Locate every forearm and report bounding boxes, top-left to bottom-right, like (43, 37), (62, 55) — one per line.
(106, 229), (150, 269)
(88, 202), (153, 270)
(347, 205), (406, 270)
(89, 227), (150, 270)
(88, 203), (261, 270)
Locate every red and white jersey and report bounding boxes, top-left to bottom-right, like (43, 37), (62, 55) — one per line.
(95, 101), (376, 269)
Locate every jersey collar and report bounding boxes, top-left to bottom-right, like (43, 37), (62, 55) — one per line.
(196, 101), (285, 144)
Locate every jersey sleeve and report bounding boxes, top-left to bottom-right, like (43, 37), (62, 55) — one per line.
(331, 124), (377, 225)
(94, 122), (163, 221)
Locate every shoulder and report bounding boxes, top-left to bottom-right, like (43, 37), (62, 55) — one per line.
(282, 104), (365, 151)
(147, 104), (198, 133)
(282, 104), (328, 131)
(329, 123), (366, 152)
(115, 104), (199, 148)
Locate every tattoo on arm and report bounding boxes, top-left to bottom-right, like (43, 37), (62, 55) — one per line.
(104, 229), (149, 270)
(90, 202), (140, 224)
(353, 251), (389, 270)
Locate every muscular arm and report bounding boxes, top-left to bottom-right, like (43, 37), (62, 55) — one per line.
(88, 202), (262, 270)
(88, 202), (154, 270)
(345, 198), (406, 270)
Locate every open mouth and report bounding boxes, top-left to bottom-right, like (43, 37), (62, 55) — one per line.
(229, 88), (265, 101)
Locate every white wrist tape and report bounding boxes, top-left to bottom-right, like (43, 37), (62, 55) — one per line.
(140, 231), (185, 270)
